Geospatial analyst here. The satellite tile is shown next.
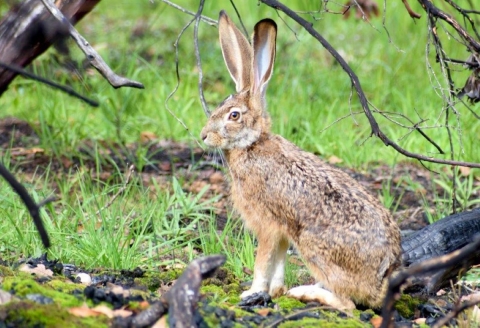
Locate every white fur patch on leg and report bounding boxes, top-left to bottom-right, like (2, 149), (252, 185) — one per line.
(286, 285), (355, 312)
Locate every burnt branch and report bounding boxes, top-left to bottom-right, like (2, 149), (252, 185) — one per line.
(40, 0), (144, 89)
(381, 235), (480, 328)
(0, 163), (54, 248)
(259, 0), (480, 168)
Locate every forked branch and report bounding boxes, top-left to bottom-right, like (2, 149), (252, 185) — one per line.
(259, 0), (480, 168)
(40, 0), (144, 89)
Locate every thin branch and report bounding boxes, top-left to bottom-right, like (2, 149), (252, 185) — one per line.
(416, 0), (480, 54)
(380, 236), (480, 328)
(193, 0), (210, 117)
(40, 0), (144, 89)
(159, 0), (217, 26)
(229, 0), (249, 37)
(86, 165), (135, 218)
(0, 163), (54, 248)
(259, 0), (480, 168)
(165, 13), (203, 148)
(432, 298), (480, 328)
(402, 0), (421, 19)
(0, 61), (98, 107)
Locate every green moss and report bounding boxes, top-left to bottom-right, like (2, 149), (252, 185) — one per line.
(278, 316), (365, 327)
(134, 269), (182, 292)
(0, 300), (109, 328)
(276, 296), (307, 310)
(2, 276), (83, 308)
(0, 265), (14, 277)
(47, 278), (85, 294)
(395, 294), (422, 318)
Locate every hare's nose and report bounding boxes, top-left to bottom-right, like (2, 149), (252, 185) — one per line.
(200, 129), (207, 141)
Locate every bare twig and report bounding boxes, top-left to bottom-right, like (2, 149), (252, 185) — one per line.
(40, 0), (144, 89)
(401, 0), (421, 19)
(416, 0), (480, 54)
(432, 298), (480, 328)
(164, 14), (203, 148)
(193, 0), (210, 117)
(259, 0), (480, 168)
(229, 0), (249, 37)
(0, 61), (98, 107)
(380, 236), (480, 328)
(159, 0), (217, 26)
(0, 163), (54, 248)
(86, 165), (135, 218)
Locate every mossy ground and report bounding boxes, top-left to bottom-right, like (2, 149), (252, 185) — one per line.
(0, 263), (429, 327)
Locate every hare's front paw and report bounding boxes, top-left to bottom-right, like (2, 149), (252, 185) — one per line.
(287, 285), (355, 313)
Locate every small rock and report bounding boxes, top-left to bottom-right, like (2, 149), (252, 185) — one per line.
(0, 290), (12, 305)
(26, 293), (53, 304)
(75, 273), (92, 285)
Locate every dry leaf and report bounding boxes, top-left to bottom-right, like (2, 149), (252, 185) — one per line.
(459, 166), (471, 176)
(370, 316), (382, 328)
(328, 155), (343, 165)
(10, 147), (44, 157)
(242, 267), (253, 275)
(69, 305), (105, 318)
(257, 308), (271, 317)
(152, 315), (167, 328)
(113, 308), (133, 318)
(461, 292), (480, 303)
(0, 290), (12, 305)
(471, 305), (480, 323)
(19, 264), (53, 278)
(413, 318), (426, 325)
(436, 289), (446, 296)
(92, 305), (115, 318)
(140, 131), (158, 143)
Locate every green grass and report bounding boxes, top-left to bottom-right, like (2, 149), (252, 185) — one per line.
(1, 1), (478, 168)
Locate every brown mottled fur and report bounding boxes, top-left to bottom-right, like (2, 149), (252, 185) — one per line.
(201, 11), (402, 311)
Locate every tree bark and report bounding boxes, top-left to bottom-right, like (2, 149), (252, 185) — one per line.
(0, 0), (100, 95)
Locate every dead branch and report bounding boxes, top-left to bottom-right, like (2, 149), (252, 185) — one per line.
(432, 298), (480, 328)
(0, 163), (55, 248)
(40, 0), (144, 89)
(402, 0), (421, 19)
(132, 255), (226, 327)
(417, 0), (480, 54)
(0, 0), (100, 95)
(380, 235), (480, 328)
(0, 61), (98, 106)
(193, 0), (210, 117)
(160, 0), (217, 26)
(260, 0), (480, 168)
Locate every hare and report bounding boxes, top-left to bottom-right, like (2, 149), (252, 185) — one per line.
(200, 11), (402, 311)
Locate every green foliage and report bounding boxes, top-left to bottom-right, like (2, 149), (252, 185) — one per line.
(0, 1), (478, 168)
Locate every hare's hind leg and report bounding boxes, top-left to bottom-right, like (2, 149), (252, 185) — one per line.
(241, 230), (289, 299)
(286, 283), (355, 313)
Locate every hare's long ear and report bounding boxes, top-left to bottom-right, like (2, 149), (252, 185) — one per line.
(218, 10), (252, 93)
(251, 19), (277, 98)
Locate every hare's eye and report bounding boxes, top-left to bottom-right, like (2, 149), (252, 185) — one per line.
(228, 111), (240, 121)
